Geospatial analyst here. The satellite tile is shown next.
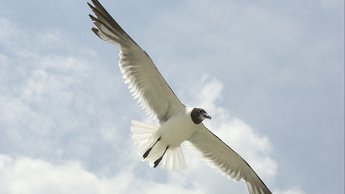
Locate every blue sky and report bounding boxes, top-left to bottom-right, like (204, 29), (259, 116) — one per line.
(0, 0), (343, 194)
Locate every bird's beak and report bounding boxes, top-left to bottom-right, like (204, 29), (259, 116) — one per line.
(203, 113), (212, 120)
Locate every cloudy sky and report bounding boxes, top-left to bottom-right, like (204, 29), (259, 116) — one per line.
(0, 0), (343, 194)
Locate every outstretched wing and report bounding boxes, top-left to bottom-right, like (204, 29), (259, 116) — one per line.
(88, 0), (185, 122)
(188, 124), (272, 194)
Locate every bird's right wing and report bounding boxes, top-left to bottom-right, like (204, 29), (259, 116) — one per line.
(88, 0), (185, 122)
(188, 124), (272, 194)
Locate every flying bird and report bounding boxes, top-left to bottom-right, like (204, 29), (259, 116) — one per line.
(88, 1), (272, 193)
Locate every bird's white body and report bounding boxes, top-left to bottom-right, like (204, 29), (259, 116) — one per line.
(159, 107), (197, 147)
(130, 107), (197, 171)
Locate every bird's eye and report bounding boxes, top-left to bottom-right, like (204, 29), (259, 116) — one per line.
(199, 109), (206, 114)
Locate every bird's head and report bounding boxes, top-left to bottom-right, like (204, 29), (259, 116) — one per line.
(191, 108), (212, 124)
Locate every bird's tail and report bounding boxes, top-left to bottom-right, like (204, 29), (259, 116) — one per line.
(130, 120), (186, 171)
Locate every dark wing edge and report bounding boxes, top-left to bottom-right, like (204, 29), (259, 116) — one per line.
(88, 0), (185, 122)
(188, 124), (272, 194)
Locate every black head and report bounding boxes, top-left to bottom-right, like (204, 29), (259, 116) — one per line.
(191, 108), (212, 124)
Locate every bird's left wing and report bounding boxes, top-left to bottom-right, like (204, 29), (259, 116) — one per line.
(188, 124), (272, 194)
(88, 0), (185, 122)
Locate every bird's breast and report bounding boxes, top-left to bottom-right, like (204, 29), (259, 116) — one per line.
(159, 109), (198, 148)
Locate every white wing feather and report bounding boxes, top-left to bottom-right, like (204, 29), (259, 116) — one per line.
(88, 0), (184, 122)
(188, 124), (272, 194)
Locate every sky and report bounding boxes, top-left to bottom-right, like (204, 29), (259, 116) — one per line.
(0, 0), (344, 194)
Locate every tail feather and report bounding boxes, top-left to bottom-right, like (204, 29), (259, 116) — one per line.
(130, 120), (158, 153)
(130, 120), (187, 171)
(161, 147), (187, 171)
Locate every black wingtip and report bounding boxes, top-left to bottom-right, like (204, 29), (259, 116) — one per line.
(91, 27), (100, 36)
(91, 0), (104, 10)
(91, 27), (99, 33)
(87, 2), (94, 9)
(91, 0), (101, 6)
(89, 14), (97, 22)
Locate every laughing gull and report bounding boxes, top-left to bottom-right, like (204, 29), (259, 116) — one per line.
(88, 1), (272, 193)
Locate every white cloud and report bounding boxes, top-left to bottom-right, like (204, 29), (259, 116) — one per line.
(0, 16), (126, 164)
(0, 155), (205, 194)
